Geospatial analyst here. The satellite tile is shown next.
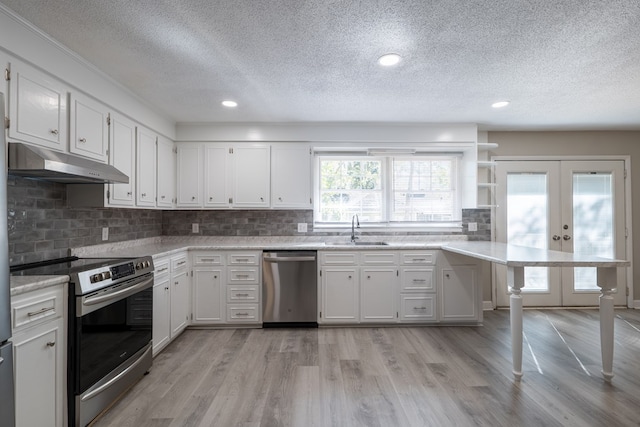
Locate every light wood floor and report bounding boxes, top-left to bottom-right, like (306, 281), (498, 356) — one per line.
(93, 309), (640, 427)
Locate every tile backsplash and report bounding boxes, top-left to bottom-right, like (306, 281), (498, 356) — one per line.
(7, 177), (162, 265)
(7, 176), (491, 265)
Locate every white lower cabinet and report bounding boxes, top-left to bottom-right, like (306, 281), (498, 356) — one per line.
(152, 252), (190, 356)
(320, 267), (359, 323)
(11, 283), (66, 427)
(399, 251), (438, 323)
(438, 251), (481, 323)
(225, 251), (261, 324)
(192, 252), (225, 325)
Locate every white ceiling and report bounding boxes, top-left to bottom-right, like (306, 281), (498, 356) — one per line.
(2, 0), (639, 130)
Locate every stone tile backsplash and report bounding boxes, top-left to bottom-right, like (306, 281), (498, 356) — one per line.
(7, 176), (491, 265)
(7, 176), (163, 266)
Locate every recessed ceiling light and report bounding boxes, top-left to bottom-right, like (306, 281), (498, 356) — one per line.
(492, 101), (510, 108)
(222, 100), (238, 108)
(377, 53), (401, 67)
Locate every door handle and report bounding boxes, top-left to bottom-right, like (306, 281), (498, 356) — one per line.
(563, 235), (571, 240)
(552, 235), (561, 241)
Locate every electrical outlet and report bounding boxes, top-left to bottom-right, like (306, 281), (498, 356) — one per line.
(192, 223), (199, 233)
(102, 227), (109, 241)
(468, 222), (478, 232)
(297, 223), (308, 232)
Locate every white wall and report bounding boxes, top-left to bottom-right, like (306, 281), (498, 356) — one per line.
(0, 5), (175, 139)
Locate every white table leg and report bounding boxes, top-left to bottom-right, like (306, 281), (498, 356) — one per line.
(597, 267), (617, 381)
(508, 266), (525, 380)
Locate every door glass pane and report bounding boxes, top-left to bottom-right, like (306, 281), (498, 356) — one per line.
(507, 174), (549, 291)
(573, 173), (614, 291)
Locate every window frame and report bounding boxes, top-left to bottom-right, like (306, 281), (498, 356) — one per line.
(313, 153), (463, 231)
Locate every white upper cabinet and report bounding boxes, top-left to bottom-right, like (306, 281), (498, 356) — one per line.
(176, 143), (203, 207)
(136, 126), (157, 207)
(204, 145), (228, 208)
(230, 145), (270, 208)
(156, 136), (176, 208)
(8, 59), (68, 151)
(271, 144), (312, 209)
(69, 92), (109, 162)
(108, 113), (136, 207)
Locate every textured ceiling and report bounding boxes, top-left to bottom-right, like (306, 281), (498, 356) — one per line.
(2, 0), (639, 130)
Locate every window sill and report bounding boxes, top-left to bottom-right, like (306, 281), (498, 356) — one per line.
(312, 223), (463, 233)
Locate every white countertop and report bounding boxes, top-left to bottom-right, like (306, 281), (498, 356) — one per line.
(10, 275), (69, 296)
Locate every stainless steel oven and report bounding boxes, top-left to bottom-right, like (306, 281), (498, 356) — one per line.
(11, 256), (154, 426)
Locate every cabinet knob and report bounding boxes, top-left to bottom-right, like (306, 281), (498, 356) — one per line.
(142, 193), (147, 197)
(79, 137), (87, 143)
(260, 197), (264, 202)
(161, 195), (165, 199)
(165, 287), (169, 290)
(367, 275), (371, 279)
(50, 129), (59, 135)
(46, 341), (56, 347)
(278, 197), (283, 202)
(445, 273), (450, 279)
(552, 235), (561, 241)
(563, 235), (572, 241)
(192, 196), (196, 201)
(127, 191), (132, 196)
(348, 275), (352, 279)
(209, 197), (213, 201)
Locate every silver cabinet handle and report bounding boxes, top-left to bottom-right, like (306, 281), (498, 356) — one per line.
(46, 341), (56, 347)
(236, 312), (249, 316)
(79, 137), (86, 143)
(412, 279), (427, 282)
(177, 261), (186, 266)
(414, 307), (427, 310)
(236, 293), (249, 297)
(0, 357), (3, 364)
(50, 129), (59, 135)
(235, 274), (250, 278)
(141, 193), (147, 197)
(156, 267), (168, 273)
(27, 306), (55, 317)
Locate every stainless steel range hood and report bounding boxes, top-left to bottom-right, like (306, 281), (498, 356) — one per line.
(8, 143), (129, 184)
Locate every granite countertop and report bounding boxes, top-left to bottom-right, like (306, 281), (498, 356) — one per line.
(10, 275), (69, 297)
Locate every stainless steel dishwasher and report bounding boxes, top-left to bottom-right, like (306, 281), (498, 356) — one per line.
(262, 251), (317, 327)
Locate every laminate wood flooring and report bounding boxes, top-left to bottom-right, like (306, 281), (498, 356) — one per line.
(92, 309), (640, 427)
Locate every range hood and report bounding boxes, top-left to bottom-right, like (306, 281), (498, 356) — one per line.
(7, 142), (129, 184)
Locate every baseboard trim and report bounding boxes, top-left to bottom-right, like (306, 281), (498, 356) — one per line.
(634, 300), (640, 309)
(483, 301), (494, 311)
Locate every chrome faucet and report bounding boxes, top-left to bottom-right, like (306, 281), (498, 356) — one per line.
(351, 214), (360, 243)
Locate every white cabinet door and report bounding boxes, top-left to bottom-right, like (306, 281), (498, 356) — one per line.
(320, 267), (359, 323)
(360, 268), (397, 322)
(170, 266), (190, 338)
(439, 266), (479, 322)
(192, 268), (225, 324)
(156, 136), (175, 208)
(108, 113), (136, 207)
(152, 276), (171, 356)
(176, 143), (203, 207)
(69, 93), (108, 162)
(230, 145), (270, 207)
(271, 144), (312, 209)
(136, 126), (157, 207)
(9, 59), (68, 150)
(204, 145), (229, 208)
(13, 318), (65, 427)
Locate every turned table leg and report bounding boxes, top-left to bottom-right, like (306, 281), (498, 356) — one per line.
(597, 267), (617, 381)
(508, 266), (525, 380)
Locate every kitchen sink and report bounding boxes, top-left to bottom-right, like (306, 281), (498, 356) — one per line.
(325, 241), (389, 246)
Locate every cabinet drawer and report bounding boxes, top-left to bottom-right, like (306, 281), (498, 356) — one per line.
(227, 285), (259, 303)
(400, 295), (436, 321)
(193, 253), (224, 266)
(320, 252), (358, 265)
(227, 304), (260, 322)
(400, 267), (435, 292)
(11, 286), (64, 332)
(228, 253), (259, 265)
(171, 255), (189, 271)
(227, 267), (259, 284)
(401, 251), (437, 265)
(361, 252), (398, 265)
(153, 258), (170, 278)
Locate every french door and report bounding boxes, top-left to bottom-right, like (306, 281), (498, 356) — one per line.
(495, 160), (627, 307)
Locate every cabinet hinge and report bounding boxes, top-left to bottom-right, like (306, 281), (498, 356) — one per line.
(4, 68), (9, 81)
(106, 149), (109, 157)
(106, 113), (111, 126)
(626, 287), (630, 296)
(397, 270), (399, 276)
(319, 311), (322, 318)
(4, 117), (9, 130)
(228, 148), (233, 154)
(173, 147), (178, 154)
(190, 313), (193, 320)
(624, 169), (627, 179)
(319, 269), (322, 277)
(310, 198), (312, 204)
(106, 190), (110, 199)
(229, 197), (233, 204)
(309, 147), (312, 155)
(397, 312), (399, 318)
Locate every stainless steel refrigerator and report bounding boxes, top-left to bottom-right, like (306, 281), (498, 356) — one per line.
(0, 92), (16, 426)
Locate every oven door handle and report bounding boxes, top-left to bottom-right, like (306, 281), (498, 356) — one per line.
(83, 277), (153, 307)
(81, 345), (151, 402)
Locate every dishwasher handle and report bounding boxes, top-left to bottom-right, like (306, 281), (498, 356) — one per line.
(263, 255), (316, 262)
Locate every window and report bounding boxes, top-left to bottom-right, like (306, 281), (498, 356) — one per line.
(315, 155), (460, 227)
